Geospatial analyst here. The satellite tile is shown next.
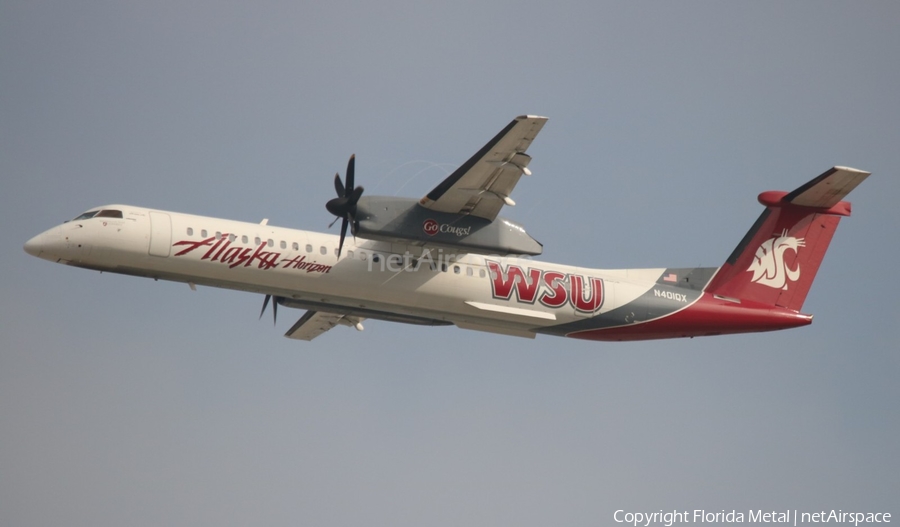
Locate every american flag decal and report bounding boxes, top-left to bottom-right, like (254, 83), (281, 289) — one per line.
(662, 273), (677, 282)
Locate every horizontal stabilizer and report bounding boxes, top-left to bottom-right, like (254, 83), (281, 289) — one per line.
(782, 166), (870, 208)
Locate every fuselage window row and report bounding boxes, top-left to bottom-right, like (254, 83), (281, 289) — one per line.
(177, 228), (485, 278)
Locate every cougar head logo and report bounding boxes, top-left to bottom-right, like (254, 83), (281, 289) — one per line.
(747, 229), (806, 290)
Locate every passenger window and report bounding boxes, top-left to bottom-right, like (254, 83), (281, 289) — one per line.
(292, 242), (299, 250)
(187, 227), (193, 236)
(255, 237), (261, 246)
(215, 231), (222, 240)
(372, 254), (381, 263)
(242, 235), (248, 244)
(490, 271), (498, 280)
(306, 244), (313, 253)
(228, 234), (236, 242)
(348, 250), (354, 259)
(479, 269), (486, 278)
(267, 239), (274, 247)
(201, 229), (208, 237)
(466, 267), (473, 277)
(441, 263), (448, 272)
(320, 246), (327, 255)
(453, 265), (460, 274)
(360, 251), (367, 261)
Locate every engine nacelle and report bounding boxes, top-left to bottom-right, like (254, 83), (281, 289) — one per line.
(354, 196), (542, 256)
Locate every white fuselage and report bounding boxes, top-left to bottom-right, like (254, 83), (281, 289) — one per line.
(27, 164), (865, 341)
(25, 205), (671, 338)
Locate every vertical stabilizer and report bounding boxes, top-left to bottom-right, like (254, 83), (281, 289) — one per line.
(705, 167), (869, 311)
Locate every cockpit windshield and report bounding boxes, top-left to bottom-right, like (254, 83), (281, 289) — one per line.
(71, 209), (123, 221)
(72, 211), (99, 221)
(96, 210), (123, 218)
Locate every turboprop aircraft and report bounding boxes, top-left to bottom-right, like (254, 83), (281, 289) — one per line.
(24, 115), (870, 341)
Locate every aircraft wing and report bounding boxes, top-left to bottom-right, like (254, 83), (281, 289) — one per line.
(284, 310), (364, 341)
(418, 115), (547, 221)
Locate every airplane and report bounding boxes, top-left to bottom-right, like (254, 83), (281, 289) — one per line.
(24, 115), (870, 342)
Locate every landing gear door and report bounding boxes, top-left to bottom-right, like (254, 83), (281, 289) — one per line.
(148, 212), (172, 257)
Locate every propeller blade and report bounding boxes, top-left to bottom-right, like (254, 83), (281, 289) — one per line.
(333, 173), (344, 197)
(259, 294), (270, 320)
(326, 155), (363, 235)
(345, 155), (355, 196)
(348, 185), (364, 205)
(272, 298), (277, 325)
(337, 216), (348, 257)
(328, 214), (340, 228)
(259, 294), (278, 325)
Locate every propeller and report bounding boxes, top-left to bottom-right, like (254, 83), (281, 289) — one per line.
(259, 294), (278, 325)
(325, 154), (364, 257)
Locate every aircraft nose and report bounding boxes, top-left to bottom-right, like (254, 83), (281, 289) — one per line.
(24, 226), (63, 259)
(24, 233), (45, 257)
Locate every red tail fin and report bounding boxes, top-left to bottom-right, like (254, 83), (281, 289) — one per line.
(706, 167), (869, 311)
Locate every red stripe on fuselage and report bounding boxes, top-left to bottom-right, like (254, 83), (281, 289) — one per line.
(566, 292), (812, 341)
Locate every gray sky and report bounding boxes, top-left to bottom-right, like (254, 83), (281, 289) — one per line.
(2, 2), (898, 526)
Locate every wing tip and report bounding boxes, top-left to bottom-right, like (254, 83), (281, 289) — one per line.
(832, 165), (871, 176)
